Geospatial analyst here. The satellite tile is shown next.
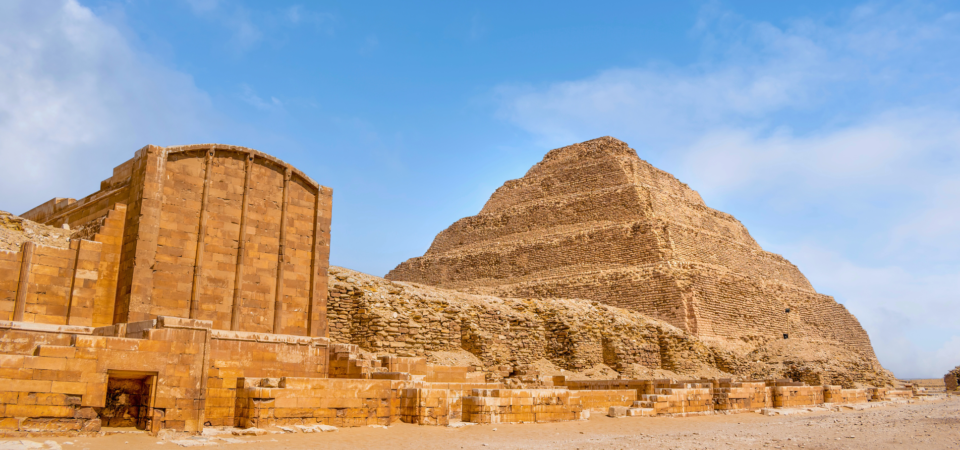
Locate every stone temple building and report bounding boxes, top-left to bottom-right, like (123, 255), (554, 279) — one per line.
(0, 144), (497, 434)
(16, 144), (332, 334)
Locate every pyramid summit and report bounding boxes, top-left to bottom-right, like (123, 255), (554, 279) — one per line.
(387, 136), (878, 363)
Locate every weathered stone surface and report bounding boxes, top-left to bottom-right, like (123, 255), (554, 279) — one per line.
(387, 137), (890, 386)
(329, 266), (892, 386)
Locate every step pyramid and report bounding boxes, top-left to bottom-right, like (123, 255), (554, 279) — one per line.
(387, 137), (877, 361)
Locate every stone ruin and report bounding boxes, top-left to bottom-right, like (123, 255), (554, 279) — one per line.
(946, 366), (960, 392)
(0, 140), (911, 438)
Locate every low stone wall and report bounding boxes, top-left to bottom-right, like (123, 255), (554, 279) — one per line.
(560, 378), (674, 397)
(714, 382), (771, 412)
(236, 378), (395, 428)
(639, 386), (713, 416)
(398, 388), (450, 425)
(462, 389), (589, 424)
(772, 386), (824, 408)
(824, 386), (869, 404)
(569, 390), (636, 412)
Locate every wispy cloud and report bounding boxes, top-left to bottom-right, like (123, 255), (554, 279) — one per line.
(239, 84), (283, 112)
(182, 0), (220, 14)
(0, 0), (215, 214)
(494, 2), (960, 378)
(285, 5), (337, 33)
(469, 13), (485, 41)
(360, 35), (379, 54)
(182, 2), (336, 54)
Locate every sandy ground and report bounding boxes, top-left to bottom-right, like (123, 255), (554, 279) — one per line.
(6, 397), (959, 450)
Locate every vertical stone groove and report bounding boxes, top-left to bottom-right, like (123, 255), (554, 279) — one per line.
(230, 153), (255, 331)
(307, 188), (322, 337)
(13, 241), (35, 322)
(65, 240), (82, 324)
(272, 167), (292, 334)
(190, 148), (216, 320)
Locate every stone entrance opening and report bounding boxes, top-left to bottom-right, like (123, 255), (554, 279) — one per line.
(99, 371), (158, 431)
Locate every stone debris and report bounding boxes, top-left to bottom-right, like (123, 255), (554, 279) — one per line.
(0, 210), (71, 252)
(0, 441), (44, 450)
(294, 424), (338, 433)
(231, 428), (267, 437)
(761, 407), (829, 416)
(170, 439), (217, 448)
(198, 428), (232, 437)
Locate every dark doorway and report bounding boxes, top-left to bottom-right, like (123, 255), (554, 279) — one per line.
(99, 371), (157, 431)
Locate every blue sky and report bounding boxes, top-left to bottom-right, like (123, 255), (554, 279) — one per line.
(1, 0), (958, 378)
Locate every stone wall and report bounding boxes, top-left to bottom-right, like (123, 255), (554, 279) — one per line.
(327, 267), (730, 379)
(328, 266), (894, 387)
(0, 204), (126, 327)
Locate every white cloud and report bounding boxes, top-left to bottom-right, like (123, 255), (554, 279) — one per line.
(682, 110), (960, 196)
(360, 35), (379, 54)
(224, 7), (262, 51)
(285, 5), (336, 32)
(184, 2), (337, 53)
(493, 2), (960, 377)
(0, 0), (215, 214)
(888, 178), (960, 263)
(239, 84), (283, 112)
(785, 243), (960, 379)
(183, 0), (220, 14)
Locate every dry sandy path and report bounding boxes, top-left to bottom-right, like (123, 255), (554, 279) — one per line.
(11, 397), (960, 450)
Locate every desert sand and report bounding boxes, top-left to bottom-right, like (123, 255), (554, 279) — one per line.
(4, 396), (955, 450)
